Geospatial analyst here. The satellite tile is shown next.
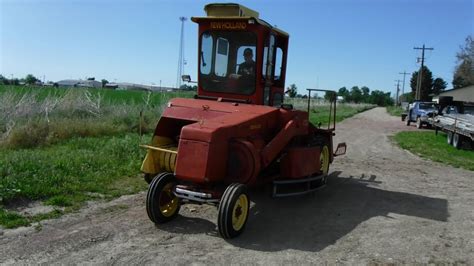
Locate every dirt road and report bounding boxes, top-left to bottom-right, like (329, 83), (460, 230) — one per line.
(1, 107), (473, 264)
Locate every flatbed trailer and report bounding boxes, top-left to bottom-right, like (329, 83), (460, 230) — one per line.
(433, 113), (474, 149)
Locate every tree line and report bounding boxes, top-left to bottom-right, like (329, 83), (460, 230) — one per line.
(336, 86), (393, 106)
(286, 83), (393, 106)
(0, 74), (39, 86)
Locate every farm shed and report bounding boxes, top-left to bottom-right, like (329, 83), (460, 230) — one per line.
(56, 79), (102, 88)
(433, 85), (474, 103)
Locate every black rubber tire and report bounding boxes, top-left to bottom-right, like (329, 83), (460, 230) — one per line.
(144, 173), (153, 184)
(146, 172), (180, 224)
(406, 113), (411, 126)
(416, 117), (422, 129)
(320, 145), (330, 185)
(452, 133), (461, 149)
(447, 132), (453, 145)
(217, 183), (249, 239)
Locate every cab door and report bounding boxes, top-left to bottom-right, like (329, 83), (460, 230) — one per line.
(262, 33), (288, 107)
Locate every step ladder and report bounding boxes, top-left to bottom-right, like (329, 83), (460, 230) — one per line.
(272, 174), (326, 197)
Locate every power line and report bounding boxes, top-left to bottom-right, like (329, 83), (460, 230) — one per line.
(413, 44), (434, 100)
(395, 79), (401, 106)
(176, 16), (187, 89)
(399, 71), (410, 102)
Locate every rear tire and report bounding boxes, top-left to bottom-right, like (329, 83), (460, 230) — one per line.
(217, 183), (249, 239)
(447, 132), (453, 145)
(452, 133), (461, 149)
(146, 172), (180, 224)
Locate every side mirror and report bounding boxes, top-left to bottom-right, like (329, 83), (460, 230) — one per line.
(334, 142), (347, 157)
(181, 75), (191, 82)
(181, 75), (197, 84)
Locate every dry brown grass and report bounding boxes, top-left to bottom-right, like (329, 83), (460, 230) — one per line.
(0, 89), (162, 148)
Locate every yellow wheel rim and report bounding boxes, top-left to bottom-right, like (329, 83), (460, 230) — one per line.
(231, 194), (248, 231)
(320, 145), (330, 175)
(159, 183), (179, 217)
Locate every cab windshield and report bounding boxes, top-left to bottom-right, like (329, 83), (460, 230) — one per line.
(419, 103), (436, 110)
(199, 31), (257, 95)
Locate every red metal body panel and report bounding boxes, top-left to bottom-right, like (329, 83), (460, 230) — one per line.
(143, 14), (340, 190)
(156, 97), (310, 184)
(280, 146), (321, 178)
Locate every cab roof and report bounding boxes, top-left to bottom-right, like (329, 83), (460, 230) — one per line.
(191, 3), (289, 37)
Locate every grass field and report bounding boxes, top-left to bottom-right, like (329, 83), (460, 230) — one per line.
(285, 97), (375, 126)
(309, 103), (375, 126)
(386, 106), (405, 117)
(0, 134), (148, 228)
(0, 85), (375, 228)
(0, 85), (190, 105)
(393, 131), (474, 171)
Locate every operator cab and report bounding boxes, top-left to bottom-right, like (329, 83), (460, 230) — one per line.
(191, 3), (289, 106)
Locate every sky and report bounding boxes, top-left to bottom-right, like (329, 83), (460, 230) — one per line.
(1, 0), (472, 96)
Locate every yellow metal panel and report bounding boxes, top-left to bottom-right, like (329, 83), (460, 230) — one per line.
(191, 16), (290, 37)
(204, 3), (259, 18)
(140, 135), (178, 174)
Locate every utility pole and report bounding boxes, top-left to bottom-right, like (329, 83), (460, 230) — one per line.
(176, 16), (187, 89)
(399, 71), (409, 102)
(395, 79), (401, 106)
(413, 44), (434, 101)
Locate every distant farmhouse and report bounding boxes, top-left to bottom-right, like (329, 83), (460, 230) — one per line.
(106, 82), (177, 92)
(56, 79), (102, 88)
(56, 79), (179, 92)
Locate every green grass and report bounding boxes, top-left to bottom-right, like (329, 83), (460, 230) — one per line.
(0, 133), (149, 228)
(0, 85), (194, 106)
(386, 106), (405, 117)
(393, 131), (474, 171)
(309, 104), (375, 126)
(0, 209), (30, 228)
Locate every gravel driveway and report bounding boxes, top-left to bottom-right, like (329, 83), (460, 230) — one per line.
(1, 107), (473, 264)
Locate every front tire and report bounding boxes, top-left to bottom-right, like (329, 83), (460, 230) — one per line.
(416, 117), (422, 129)
(217, 183), (250, 239)
(144, 173), (153, 184)
(406, 113), (411, 126)
(320, 145), (330, 184)
(146, 172), (180, 224)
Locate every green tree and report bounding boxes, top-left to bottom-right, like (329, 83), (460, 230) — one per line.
(369, 90), (393, 106)
(25, 74), (38, 85)
(87, 77), (95, 81)
(453, 35), (474, 89)
(324, 91), (336, 101)
(410, 66), (433, 101)
(338, 87), (349, 102)
(0, 75), (6, 85)
(400, 92), (414, 103)
(361, 86), (370, 103)
(350, 86), (362, 103)
(101, 79), (109, 88)
(432, 77), (447, 95)
(286, 84), (297, 98)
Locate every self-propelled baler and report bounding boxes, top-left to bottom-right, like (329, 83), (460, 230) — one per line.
(141, 3), (346, 239)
